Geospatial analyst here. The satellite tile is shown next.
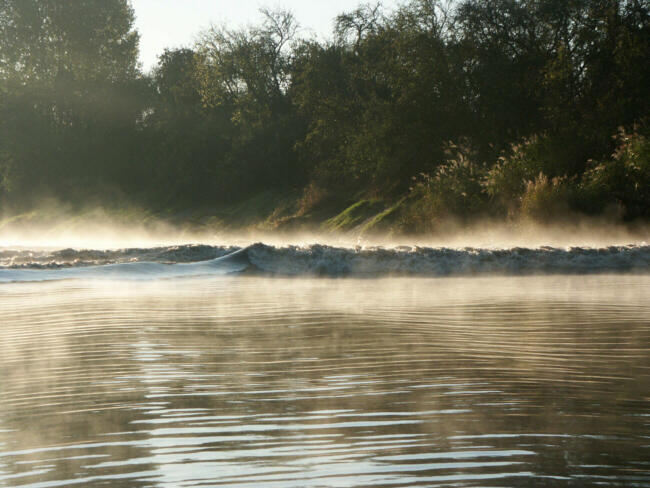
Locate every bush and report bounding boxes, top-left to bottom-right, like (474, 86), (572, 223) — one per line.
(296, 181), (329, 217)
(484, 135), (558, 215)
(519, 173), (571, 222)
(403, 142), (486, 230)
(579, 127), (650, 219)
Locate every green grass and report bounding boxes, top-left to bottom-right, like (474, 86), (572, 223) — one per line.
(359, 198), (407, 235)
(323, 199), (386, 232)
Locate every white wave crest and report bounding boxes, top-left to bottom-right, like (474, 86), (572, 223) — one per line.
(0, 243), (648, 282)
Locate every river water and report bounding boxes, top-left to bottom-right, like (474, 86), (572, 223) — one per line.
(0, 272), (649, 487)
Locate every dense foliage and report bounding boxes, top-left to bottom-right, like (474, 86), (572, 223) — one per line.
(1, 0), (648, 227)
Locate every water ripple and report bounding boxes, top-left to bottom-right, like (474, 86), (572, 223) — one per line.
(0, 275), (649, 487)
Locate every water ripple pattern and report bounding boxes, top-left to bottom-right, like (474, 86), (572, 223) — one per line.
(0, 275), (649, 487)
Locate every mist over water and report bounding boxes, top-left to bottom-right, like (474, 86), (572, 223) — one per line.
(0, 225), (648, 486)
(1, 274), (649, 487)
(0, 217), (649, 283)
(1, 206), (649, 250)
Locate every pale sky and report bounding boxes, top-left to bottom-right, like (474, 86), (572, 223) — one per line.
(132, 0), (400, 71)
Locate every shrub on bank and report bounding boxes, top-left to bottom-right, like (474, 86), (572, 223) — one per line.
(374, 125), (650, 234)
(519, 173), (572, 222)
(483, 135), (558, 215)
(579, 128), (650, 219)
(297, 181), (329, 217)
(399, 144), (486, 231)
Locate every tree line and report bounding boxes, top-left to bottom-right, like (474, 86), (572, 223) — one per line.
(1, 0), (648, 227)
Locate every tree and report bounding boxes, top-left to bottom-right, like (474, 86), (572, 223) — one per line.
(335, 3), (383, 52)
(196, 8), (298, 114)
(141, 48), (234, 206)
(0, 0), (143, 205)
(194, 9), (306, 196)
(0, 0), (139, 85)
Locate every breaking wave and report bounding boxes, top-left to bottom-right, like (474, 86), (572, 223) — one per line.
(0, 243), (648, 282)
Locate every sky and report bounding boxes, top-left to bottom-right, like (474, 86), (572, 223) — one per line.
(132, 0), (400, 71)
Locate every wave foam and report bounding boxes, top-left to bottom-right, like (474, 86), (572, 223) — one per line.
(0, 243), (648, 282)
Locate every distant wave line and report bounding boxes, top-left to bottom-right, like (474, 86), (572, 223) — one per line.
(0, 243), (648, 282)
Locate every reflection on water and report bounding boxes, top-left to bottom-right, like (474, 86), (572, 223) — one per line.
(0, 275), (649, 487)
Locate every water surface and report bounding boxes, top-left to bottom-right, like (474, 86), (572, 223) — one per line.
(0, 275), (649, 487)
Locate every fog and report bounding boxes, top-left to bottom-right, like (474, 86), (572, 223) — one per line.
(1, 203), (647, 251)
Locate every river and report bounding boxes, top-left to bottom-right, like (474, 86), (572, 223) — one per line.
(0, 270), (648, 487)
